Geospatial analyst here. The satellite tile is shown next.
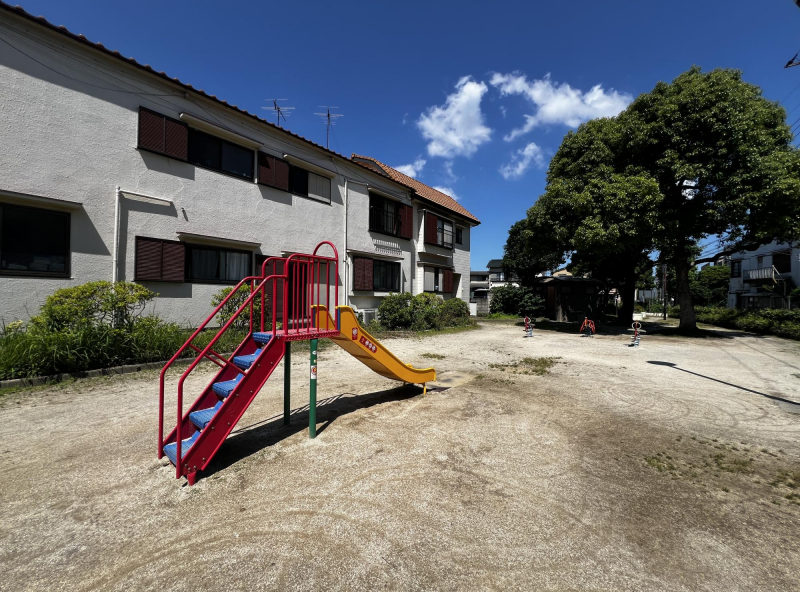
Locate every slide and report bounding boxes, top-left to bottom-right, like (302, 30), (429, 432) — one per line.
(313, 306), (436, 385)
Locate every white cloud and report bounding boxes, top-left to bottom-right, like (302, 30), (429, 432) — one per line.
(417, 76), (492, 158)
(402, 112), (409, 125)
(443, 160), (457, 183)
(499, 142), (545, 180)
(499, 105), (507, 118)
(394, 158), (427, 178)
(490, 72), (632, 141)
(432, 186), (460, 201)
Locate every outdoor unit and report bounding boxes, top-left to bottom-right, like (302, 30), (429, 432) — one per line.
(362, 309), (378, 325)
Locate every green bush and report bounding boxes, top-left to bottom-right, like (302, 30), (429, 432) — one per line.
(693, 306), (800, 340)
(376, 292), (471, 331)
(438, 297), (471, 328)
(489, 285), (544, 317)
(377, 292), (414, 329)
(33, 281), (156, 331)
(211, 284), (266, 330)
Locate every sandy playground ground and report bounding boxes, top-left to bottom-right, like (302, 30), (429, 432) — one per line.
(1, 320), (799, 591)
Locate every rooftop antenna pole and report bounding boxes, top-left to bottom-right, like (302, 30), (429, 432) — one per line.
(263, 99), (295, 127)
(314, 106), (343, 149)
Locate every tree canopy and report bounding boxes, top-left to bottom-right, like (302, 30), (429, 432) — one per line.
(505, 67), (800, 328)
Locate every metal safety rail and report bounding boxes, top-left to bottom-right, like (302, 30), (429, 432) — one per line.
(158, 241), (339, 478)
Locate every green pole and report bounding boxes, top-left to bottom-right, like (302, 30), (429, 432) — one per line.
(309, 338), (318, 439)
(283, 340), (291, 426)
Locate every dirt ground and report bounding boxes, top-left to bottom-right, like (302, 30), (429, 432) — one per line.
(1, 321), (800, 592)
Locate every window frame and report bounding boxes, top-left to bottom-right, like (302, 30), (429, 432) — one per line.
(372, 259), (401, 292)
(0, 203), (71, 278)
(187, 127), (255, 182)
(436, 217), (454, 249)
(186, 243), (253, 285)
(368, 193), (402, 237)
(731, 260), (742, 278)
(455, 227), (463, 245)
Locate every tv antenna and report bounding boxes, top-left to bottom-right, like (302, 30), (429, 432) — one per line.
(262, 99), (295, 127)
(314, 106), (343, 148)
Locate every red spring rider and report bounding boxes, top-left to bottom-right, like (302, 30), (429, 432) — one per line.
(523, 316), (533, 338)
(580, 317), (595, 337)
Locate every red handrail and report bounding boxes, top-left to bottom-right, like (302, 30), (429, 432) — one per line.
(159, 241), (340, 478)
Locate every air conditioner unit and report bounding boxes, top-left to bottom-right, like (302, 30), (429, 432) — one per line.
(362, 309), (378, 324)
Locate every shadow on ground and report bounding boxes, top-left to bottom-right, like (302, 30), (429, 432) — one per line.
(200, 384), (424, 480)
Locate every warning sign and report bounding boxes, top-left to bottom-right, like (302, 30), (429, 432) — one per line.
(310, 365), (317, 380)
(351, 328), (358, 340)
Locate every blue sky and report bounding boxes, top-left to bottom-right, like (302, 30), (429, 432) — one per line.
(17, 0), (800, 268)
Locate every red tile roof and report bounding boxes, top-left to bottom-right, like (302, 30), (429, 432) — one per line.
(351, 155), (480, 224)
(0, 2), (402, 186)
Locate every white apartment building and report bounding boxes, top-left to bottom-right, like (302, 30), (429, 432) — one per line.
(727, 241), (798, 309)
(0, 4), (479, 327)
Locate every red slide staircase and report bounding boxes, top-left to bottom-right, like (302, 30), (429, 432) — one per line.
(158, 241), (340, 485)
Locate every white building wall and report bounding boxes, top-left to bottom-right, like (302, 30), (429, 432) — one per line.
(727, 241), (799, 308)
(0, 13), (477, 327)
(453, 225), (471, 300)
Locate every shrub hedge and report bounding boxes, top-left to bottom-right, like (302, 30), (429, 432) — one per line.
(693, 306), (800, 340)
(377, 292), (471, 330)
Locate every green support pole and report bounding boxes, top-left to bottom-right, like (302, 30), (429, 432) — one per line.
(309, 338), (318, 439)
(283, 340), (291, 426)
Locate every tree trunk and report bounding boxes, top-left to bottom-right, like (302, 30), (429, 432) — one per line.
(674, 257), (697, 330)
(618, 273), (637, 324)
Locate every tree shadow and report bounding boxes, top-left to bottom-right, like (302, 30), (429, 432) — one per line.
(646, 361), (798, 406)
(200, 384), (423, 479)
(645, 326), (767, 340)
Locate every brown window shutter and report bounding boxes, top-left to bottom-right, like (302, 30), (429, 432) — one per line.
(443, 269), (454, 293)
(353, 257), (374, 291)
(258, 153), (275, 187)
(135, 237), (163, 281)
(274, 159), (290, 191)
(138, 108), (165, 154)
(425, 212), (438, 244)
(161, 241), (186, 281)
(399, 204), (413, 240)
(164, 119), (188, 160)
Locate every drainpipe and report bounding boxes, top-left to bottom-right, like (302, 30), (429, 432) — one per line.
(113, 186), (121, 283)
(343, 177), (348, 307)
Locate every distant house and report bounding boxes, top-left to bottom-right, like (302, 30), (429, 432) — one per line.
(726, 241), (798, 309)
(486, 259), (518, 289)
(469, 270), (490, 315)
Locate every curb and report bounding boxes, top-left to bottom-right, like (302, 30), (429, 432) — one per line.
(0, 357), (199, 390)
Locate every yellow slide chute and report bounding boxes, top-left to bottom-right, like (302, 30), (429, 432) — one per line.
(313, 306), (436, 385)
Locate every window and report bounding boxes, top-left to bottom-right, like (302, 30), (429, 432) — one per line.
(188, 245), (251, 284)
(138, 107), (188, 160)
(369, 194), (400, 236)
(135, 237), (185, 282)
(757, 256), (764, 267)
(731, 260), (742, 278)
(437, 218), (454, 249)
(423, 266), (454, 293)
(188, 128), (254, 180)
(290, 164), (309, 196)
(308, 171), (331, 203)
(373, 260), (401, 291)
(456, 228), (463, 245)
(257, 153), (290, 191)
(0, 204), (69, 277)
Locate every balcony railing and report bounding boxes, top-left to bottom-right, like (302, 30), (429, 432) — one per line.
(745, 266), (779, 282)
(369, 207), (400, 236)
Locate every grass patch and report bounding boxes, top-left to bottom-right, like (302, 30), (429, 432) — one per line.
(489, 356), (560, 376)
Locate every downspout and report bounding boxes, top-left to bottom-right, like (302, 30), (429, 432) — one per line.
(113, 186), (121, 283)
(343, 177), (348, 307)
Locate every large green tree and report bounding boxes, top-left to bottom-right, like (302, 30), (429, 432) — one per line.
(507, 67), (800, 329)
(507, 117), (663, 322)
(622, 67), (800, 328)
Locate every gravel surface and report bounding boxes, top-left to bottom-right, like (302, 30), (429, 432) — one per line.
(1, 321), (799, 591)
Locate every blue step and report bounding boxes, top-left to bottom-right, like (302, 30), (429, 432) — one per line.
(189, 400), (224, 430)
(212, 373), (243, 398)
(253, 332), (274, 344)
(163, 430), (201, 465)
(232, 348), (262, 369)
